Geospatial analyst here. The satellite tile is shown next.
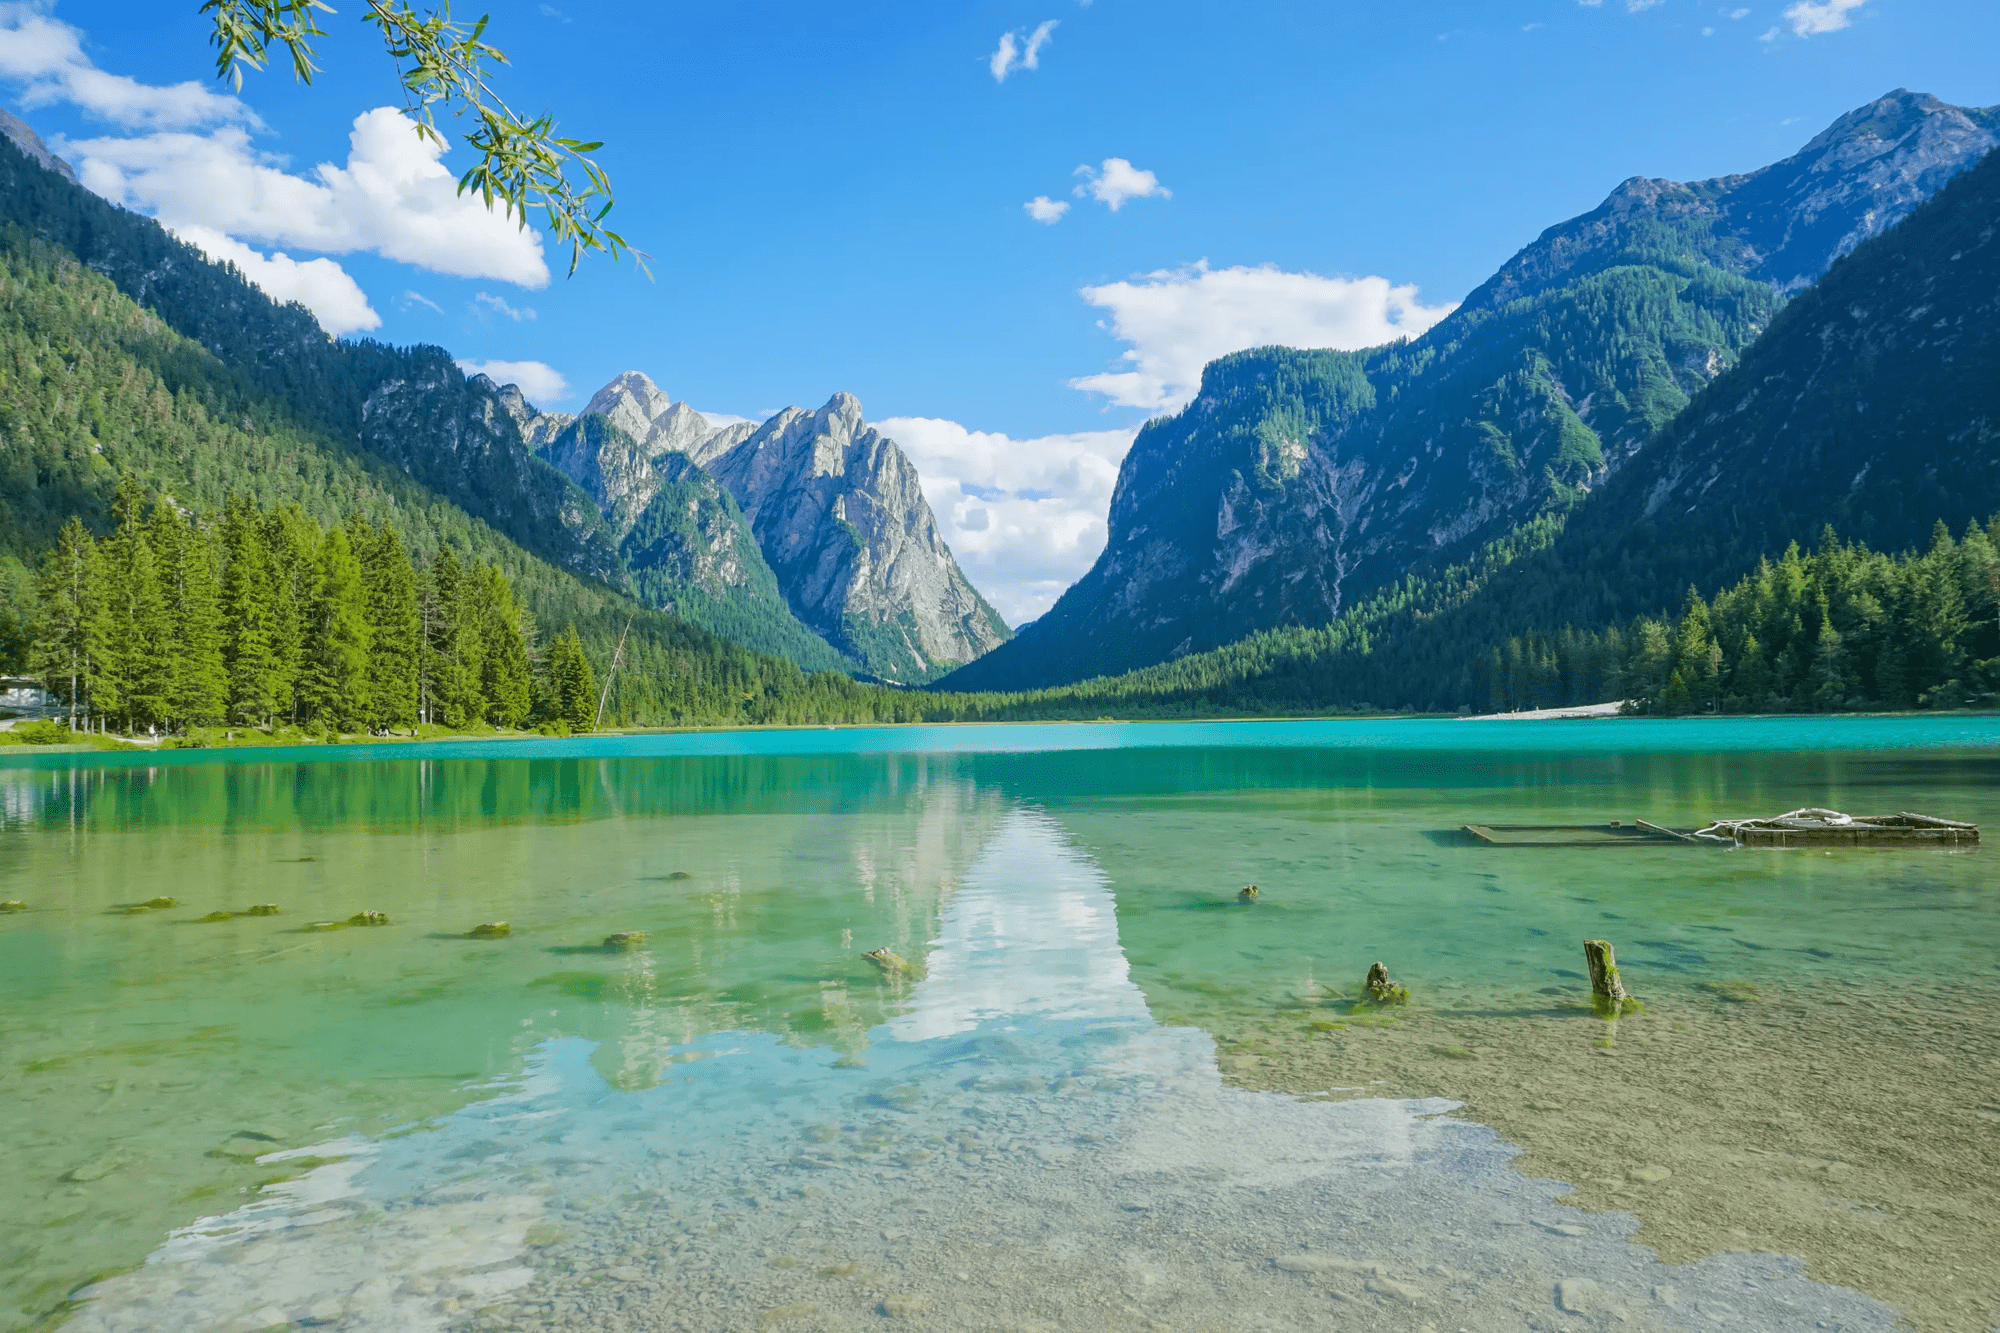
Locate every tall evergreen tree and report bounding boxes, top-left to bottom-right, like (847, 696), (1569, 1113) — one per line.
(29, 517), (101, 729)
(476, 562), (533, 728)
(101, 481), (175, 732)
(151, 501), (228, 730)
(543, 625), (598, 730)
(421, 545), (486, 728)
(222, 497), (282, 727)
(355, 518), (421, 734)
(262, 505), (318, 726)
(299, 526), (373, 734)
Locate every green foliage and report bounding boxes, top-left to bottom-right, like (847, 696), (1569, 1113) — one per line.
(541, 625), (598, 731)
(299, 525), (371, 733)
(200, 0), (634, 274)
(0, 144), (977, 729)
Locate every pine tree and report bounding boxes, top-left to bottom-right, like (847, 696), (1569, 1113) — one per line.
(476, 562), (533, 727)
(101, 481), (174, 732)
(1667, 586), (1719, 713)
(29, 517), (97, 729)
(422, 546), (486, 729)
(152, 502), (228, 730)
(263, 505), (318, 726)
(354, 517), (420, 734)
(299, 526), (372, 735)
(222, 498), (282, 728)
(543, 625), (598, 730)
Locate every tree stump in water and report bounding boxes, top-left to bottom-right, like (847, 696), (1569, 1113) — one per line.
(1583, 939), (1636, 1015)
(1363, 961), (1408, 1004)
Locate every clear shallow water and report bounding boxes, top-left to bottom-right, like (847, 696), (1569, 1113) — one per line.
(2, 718), (1996, 1332)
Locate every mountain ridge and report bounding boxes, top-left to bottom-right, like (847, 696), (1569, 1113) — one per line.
(938, 88), (1998, 694)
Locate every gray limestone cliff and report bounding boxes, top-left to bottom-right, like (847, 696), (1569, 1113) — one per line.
(0, 108), (77, 184)
(526, 373), (1008, 682)
(688, 392), (1010, 683)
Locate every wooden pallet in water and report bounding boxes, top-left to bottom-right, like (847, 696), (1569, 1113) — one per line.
(1461, 819), (1698, 848)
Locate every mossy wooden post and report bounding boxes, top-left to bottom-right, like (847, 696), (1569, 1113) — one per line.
(1363, 961), (1408, 1004)
(1583, 938), (1634, 1016)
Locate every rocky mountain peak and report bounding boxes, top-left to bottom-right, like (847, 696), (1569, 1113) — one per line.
(541, 374), (1008, 682)
(0, 108), (77, 185)
(583, 371), (675, 441)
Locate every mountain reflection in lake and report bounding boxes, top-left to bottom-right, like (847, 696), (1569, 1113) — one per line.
(4, 718), (1995, 1332)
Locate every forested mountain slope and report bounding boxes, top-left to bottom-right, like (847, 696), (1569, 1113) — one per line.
(0, 125), (936, 726)
(946, 141), (2000, 716)
(941, 90), (1998, 693)
(0, 129), (624, 585)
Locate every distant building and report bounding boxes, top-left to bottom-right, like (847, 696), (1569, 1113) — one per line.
(0, 677), (54, 716)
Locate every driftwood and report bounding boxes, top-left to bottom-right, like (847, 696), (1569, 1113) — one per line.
(1694, 808), (1979, 846)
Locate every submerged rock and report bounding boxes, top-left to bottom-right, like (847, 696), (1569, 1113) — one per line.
(1239, 884), (1259, 900)
(198, 911), (235, 923)
(1, 900), (27, 912)
(63, 1155), (124, 1182)
(864, 947), (923, 978)
(348, 911), (390, 927)
(470, 922), (512, 938)
(603, 931), (647, 951)
(243, 904), (281, 916)
(141, 896), (180, 910)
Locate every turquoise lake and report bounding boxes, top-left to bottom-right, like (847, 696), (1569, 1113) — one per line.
(2, 716), (1996, 1333)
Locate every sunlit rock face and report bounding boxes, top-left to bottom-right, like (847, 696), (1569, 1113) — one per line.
(687, 393), (1010, 683)
(531, 373), (1009, 682)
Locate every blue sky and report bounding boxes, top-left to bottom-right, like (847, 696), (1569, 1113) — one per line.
(3, 0), (1996, 621)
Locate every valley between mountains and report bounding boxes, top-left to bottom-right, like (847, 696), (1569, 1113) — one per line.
(1, 88), (1996, 728)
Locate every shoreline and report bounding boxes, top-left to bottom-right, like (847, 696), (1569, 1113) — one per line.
(7, 705), (2000, 760)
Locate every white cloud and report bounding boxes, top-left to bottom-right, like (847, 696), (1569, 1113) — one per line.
(400, 289), (445, 315)
(1626, 0), (1666, 10)
(0, 3), (253, 130)
(178, 226), (379, 335)
(1783, 0), (1865, 34)
(1067, 261), (1455, 412)
(1072, 157), (1169, 212)
(456, 359), (569, 405)
(877, 416), (1137, 625)
(68, 108), (549, 287)
(989, 31), (1020, 81)
(1728, 7), (1751, 16)
(989, 19), (1057, 82)
(1024, 195), (1070, 224)
(473, 291), (536, 321)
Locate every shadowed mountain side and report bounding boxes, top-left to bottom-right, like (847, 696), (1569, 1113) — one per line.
(941, 143), (2000, 716)
(937, 90), (1998, 695)
(0, 117), (622, 586)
